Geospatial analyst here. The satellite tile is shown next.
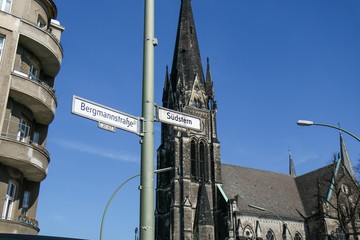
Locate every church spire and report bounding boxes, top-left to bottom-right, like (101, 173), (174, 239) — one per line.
(162, 65), (170, 107)
(205, 57), (217, 110)
(339, 132), (355, 178)
(169, 0), (206, 110)
(289, 150), (296, 177)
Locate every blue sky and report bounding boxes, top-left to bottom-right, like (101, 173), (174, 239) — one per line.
(37, 0), (360, 239)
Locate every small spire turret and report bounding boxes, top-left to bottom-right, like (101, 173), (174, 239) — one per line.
(289, 150), (296, 177)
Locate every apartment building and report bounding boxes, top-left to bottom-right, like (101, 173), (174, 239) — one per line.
(0, 0), (63, 234)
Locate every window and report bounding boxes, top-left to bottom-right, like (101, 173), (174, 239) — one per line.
(266, 229), (275, 240)
(21, 191), (30, 215)
(190, 140), (208, 181)
(0, 36), (4, 61)
(294, 232), (302, 240)
(37, 15), (46, 29)
(2, 181), (16, 219)
(0, 0), (12, 13)
(16, 117), (30, 142)
(32, 132), (40, 144)
(16, 46), (42, 81)
(341, 184), (350, 195)
(243, 226), (254, 239)
(336, 228), (346, 240)
(29, 65), (40, 80)
(191, 140), (197, 178)
(199, 142), (206, 180)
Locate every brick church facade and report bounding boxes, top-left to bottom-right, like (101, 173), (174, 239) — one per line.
(155, 1), (360, 239)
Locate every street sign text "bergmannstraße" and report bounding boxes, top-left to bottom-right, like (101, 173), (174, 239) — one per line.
(72, 96), (140, 135)
(157, 106), (201, 131)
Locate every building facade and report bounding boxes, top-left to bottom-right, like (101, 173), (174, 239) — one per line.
(0, 0), (64, 234)
(155, 0), (360, 239)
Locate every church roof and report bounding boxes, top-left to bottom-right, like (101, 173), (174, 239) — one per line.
(221, 164), (306, 221)
(295, 163), (335, 216)
(220, 136), (355, 221)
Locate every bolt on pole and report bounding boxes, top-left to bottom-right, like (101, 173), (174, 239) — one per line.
(139, 0), (155, 239)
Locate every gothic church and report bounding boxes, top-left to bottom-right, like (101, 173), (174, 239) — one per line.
(155, 1), (360, 239)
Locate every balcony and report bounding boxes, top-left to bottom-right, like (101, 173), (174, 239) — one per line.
(10, 72), (56, 125)
(0, 216), (39, 235)
(18, 20), (63, 76)
(0, 132), (50, 182)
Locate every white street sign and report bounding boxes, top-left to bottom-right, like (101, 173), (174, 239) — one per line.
(157, 107), (201, 131)
(72, 96), (140, 135)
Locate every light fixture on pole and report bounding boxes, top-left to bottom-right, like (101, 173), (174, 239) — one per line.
(297, 120), (360, 142)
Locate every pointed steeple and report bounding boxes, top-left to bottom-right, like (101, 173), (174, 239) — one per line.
(205, 57), (217, 110)
(339, 132), (355, 178)
(162, 65), (170, 106)
(169, 0), (206, 110)
(289, 150), (296, 177)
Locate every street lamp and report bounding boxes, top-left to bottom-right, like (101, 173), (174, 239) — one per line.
(248, 204), (292, 240)
(99, 168), (173, 240)
(297, 120), (360, 142)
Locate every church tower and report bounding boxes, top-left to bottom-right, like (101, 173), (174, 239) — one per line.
(155, 0), (222, 239)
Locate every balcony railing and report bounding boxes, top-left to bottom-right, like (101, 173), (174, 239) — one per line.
(13, 70), (55, 95)
(1, 118), (49, 157)
(21, 18), (63, 53)
(0, 215), (39, 228)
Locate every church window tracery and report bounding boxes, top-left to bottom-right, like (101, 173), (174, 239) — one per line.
(243, 225), (254, 239)
(199, 142), (205, 179)
(191, 140), (197, 178)
(190, 139), (208, 181)
(266, 229), (275, 240)
(294, 232), (302, 240)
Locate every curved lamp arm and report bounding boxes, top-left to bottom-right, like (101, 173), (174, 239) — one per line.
(99, 167), (173, 240)
(100, 173), (140, 240)
(297, 120), (360, 142)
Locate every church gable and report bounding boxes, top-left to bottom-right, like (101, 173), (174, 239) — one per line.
(321, 160), (360, 239)
(188, 74), (207, 109)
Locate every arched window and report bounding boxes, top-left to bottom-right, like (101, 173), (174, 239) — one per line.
(190, 140), (208, 181)
(199, 142), (205, 180)
(266, 229), (275, 240)
(243, 226), (254, 239)
(294, 232), (302, 240)
(191, 140), (197, 178)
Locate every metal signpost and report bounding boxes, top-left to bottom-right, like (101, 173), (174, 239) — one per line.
(72, 1), (201, 239)
(139, 0), (155, 239)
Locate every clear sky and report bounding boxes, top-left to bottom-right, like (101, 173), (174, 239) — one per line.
(37, 0), (360, 239)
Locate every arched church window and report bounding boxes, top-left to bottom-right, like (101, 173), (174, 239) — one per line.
(243, 226), (254, 239)
(294, 232), (302, 240)
(341, 184), (350, 195)
(191, 140), (197, 178)
(199, 142), (205, 179)
(266, 229), (275, 240)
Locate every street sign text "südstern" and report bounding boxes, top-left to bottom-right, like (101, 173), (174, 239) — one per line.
(157, 107), (201, 131)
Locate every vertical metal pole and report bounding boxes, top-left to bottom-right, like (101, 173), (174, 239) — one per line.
(140, 0), (155, 239)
